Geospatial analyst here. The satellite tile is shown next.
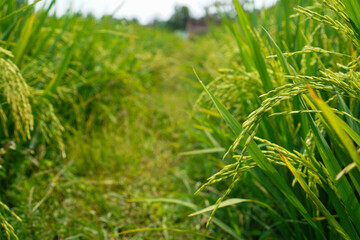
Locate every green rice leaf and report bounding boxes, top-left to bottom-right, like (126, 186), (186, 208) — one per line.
(306, 86), (360, 170)
(281, 153), (350, 240)
(232, 0), (274, 92)
(189, 198), (281, 219)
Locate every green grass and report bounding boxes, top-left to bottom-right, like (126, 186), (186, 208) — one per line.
(0, 1), (234, 239)
(0, 0), (359, 239)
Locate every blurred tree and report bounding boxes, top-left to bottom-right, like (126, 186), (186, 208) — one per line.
(167, 5), (190, 30)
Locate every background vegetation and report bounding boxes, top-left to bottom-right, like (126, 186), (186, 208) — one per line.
(0, 0), (360, 239)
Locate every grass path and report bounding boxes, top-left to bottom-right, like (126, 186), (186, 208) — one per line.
(6, 31), (229, 239)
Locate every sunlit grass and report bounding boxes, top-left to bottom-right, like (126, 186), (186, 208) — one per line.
(0, 0), (360, 239)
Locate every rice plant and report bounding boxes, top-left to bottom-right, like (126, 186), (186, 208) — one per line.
(194, 0), (360, 239)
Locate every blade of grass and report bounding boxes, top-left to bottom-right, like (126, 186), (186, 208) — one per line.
(13, 13), (36, 65)
(342, 0), (360, 35)
(0, 0), (42, 23)
(337, 93), (360, 135)
(263, 27), (291, 75)
(179, 148), (226, 156)
(45, 42), (77, 94)
(119, 227), (214, 238)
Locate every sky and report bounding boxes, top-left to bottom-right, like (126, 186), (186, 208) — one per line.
(32, 0), (278, 24)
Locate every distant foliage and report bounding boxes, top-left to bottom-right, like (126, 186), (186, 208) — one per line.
(167, 5), (190, 30)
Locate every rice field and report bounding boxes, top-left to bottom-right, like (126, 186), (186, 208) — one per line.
(0, 0), (360, 239)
